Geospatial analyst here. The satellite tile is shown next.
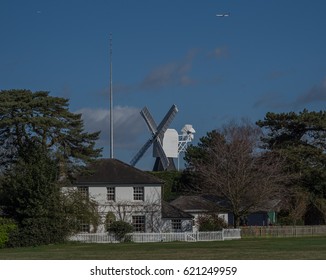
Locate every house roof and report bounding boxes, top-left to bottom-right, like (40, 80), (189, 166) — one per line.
(170, 195), (218, 212)
(74, 158), (163, 185)
(171, 195), (281, 214)
(161, 201), (193, 219)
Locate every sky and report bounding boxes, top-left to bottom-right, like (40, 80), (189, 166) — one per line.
(1, 0), (326, 170)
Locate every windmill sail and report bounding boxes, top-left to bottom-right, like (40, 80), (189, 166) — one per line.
(130, 104), (178, 170)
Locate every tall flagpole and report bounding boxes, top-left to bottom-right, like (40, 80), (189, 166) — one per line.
(109, 33), (114, 159)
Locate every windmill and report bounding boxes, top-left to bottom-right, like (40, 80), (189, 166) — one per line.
(177, 124), (196, 170)
(130, 104), (179, 171)
(178, 124), (196, 153)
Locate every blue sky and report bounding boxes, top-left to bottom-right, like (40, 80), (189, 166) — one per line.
(1, 0), (326, 170)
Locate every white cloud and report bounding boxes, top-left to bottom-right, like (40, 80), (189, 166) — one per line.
(138, 50), (197, 91)
(76, 106), (146, 150)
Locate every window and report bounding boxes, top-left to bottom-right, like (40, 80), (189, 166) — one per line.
(107, 187), (115, 201)
(172, 219), (182, 232)
(79, 221), (90, 233)
(133, 186), (144, 201)
(132, 215), (145, 232)
(77, 186), (89, 199)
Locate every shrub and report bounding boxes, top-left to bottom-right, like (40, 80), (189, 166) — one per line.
(108, 221), (133, 242)
(105, 212), (116, 231)
(198, 214), (228, 231)
(0, 218), (17, 248)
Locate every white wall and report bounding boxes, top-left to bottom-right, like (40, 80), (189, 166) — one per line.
(85, 184), (161, 204)
(69, 184), (162, 233)
(161, 219), (193, 233)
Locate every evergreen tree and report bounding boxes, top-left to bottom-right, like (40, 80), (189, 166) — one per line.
(257, 109), (326, 224)
(0, 89), (102, 176)
(0, 143), (69, 246)
(0, 143), (100, 246)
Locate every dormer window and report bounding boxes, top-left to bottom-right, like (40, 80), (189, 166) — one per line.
(133, 186), (144, 201)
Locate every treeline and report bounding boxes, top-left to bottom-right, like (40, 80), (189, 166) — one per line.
(155, 111), (326, 227)
(1, 89), (325, 247)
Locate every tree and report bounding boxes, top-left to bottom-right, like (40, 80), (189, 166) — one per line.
(0, 89), (102, 176)
(149, 171), (182, 201)
(107, 221), (133, 242)
(0, 142), (67, 246)
(197, 214), (229, 231)
(61, 188), (101, 234)
(257, 109), (326, 223)
(0, 218), (17, 248)
(106, 197), (161, 232)
(185, 121), (288, 228)
(277, 188), (309, 225)
(0, 142), (100, 247)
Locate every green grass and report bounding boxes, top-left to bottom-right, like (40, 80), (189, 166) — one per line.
(1, 237), (326, 260)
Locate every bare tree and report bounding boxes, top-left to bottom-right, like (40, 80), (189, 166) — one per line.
(105, 196), (162, 232)
(185, 121), (290, 227)
(143, 198), (162, 232)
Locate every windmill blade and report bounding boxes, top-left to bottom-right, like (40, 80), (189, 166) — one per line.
(140, 107), (157, 134)
(130, 104), (178, 170)
(156, 104), (178, 135)
(154, 138), (169, 170)
(130, 138), (153, 166)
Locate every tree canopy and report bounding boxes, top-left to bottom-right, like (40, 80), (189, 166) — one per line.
(257, 109), (326, 224)
(0, 142), (100, 247)
(0, 89), (102, 246)
(184, 121), (289, 227)
(0, 89), (102, 176)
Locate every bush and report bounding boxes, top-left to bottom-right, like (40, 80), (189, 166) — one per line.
(108, 221), (133, 242)
(0, 218), (17, 248)
(198, 214), (228, 231)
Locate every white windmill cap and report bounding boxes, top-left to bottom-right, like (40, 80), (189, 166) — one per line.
(181, 124), (196, 134)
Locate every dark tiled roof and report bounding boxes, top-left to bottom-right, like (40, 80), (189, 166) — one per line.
(75, 158), (163, 185)
(170, 195), (218, 212)
(161, 201), (193, 219)
(171, 195), (281, 213)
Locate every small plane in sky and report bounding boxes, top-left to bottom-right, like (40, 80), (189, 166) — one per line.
(216, 13), (230, 17)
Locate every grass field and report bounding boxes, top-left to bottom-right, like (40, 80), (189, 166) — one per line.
(0, 237), (325, 260)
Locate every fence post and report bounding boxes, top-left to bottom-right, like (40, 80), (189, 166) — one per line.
(222, 229), (225, 241)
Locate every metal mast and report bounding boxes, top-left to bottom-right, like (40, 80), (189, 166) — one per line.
(109, 33), (114, 158)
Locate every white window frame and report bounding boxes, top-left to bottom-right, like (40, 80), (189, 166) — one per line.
(77, 186), (89, 199)
(132, 215), (145, 232)
(106, 187), (115, 201)
(79, 222), (90, 233)
(171, 219), (182, 232)
(133, 186), (144, 201)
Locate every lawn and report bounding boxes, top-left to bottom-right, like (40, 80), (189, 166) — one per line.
(0, 237), (325, 260)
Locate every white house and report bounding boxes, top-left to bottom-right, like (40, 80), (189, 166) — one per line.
(70, 158), (193, 233)
(170, 195), (229, 230)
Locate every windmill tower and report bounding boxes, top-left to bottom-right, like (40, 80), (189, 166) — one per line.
(177, 124), (196, 170)
(130, 104), (178, 171)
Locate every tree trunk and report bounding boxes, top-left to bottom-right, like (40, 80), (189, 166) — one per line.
(233, 214), (240, 228)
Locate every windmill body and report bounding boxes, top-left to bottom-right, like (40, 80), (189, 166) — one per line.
(130, 105), (195, 171)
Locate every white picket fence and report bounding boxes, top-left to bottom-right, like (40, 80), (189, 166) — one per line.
(69, 228), (241, 243)
(241, 225), (326, 238)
